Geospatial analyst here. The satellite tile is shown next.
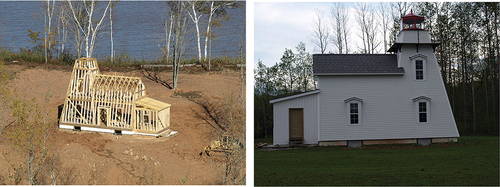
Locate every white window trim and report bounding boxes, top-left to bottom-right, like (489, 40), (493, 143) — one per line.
(410, 54), (428, 82)
(413, 96), (431, 124)
(413, 59), (427, 81)
(345, 98), (362, 126)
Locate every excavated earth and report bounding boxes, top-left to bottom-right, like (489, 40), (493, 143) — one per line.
(0, 63), (245, 185)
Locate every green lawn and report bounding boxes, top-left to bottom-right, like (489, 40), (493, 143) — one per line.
(255, 136), (499, 186)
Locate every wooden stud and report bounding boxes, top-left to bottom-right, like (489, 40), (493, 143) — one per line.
(59, 58), (170, 134)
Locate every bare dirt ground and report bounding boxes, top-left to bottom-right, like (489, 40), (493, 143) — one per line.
(0, 63), (245, 185)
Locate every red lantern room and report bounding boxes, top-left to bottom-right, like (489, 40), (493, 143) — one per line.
(401, 9), (425, 30)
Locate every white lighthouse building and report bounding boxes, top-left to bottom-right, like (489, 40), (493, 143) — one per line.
(270, 11), (460, 147)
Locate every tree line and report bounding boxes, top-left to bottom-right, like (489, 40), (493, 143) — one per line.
(255, 2), (499, 139)
(254, 42), (315, 139)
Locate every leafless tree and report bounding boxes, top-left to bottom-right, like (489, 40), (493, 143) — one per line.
(390, 2), (413, 43)
(44, 0), (55, 63)
(67, 2), (86, 58)
(355, 2), (369, 53)
(204, 1), (236, 70)
(310, 8), (330, 54)
(378, 2), (391, 53)
(67, 0), (112, 58)
(355, 2), (379, 54)
(159, 13), (173, 62)
(330, 2), (349, 54)
(169, 1), (189, 91)
(187, 0), (204, 63)
(109, 2), (116, 62)
(56, 2), (71, 58)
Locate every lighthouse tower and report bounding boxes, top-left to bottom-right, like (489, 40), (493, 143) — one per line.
(388, 10), (459, 144)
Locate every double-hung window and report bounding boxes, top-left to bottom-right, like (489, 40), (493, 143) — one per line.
(409, 54), (427, 81)
(418, 102), (427, 122)
(413, 96), (431, 123)
(415, 60), (424, 80)
(350, 103), (359, 124)
(345, 97), (363, 125)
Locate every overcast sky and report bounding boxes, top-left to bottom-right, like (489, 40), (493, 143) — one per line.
(255, 2), (328, 67)
(254, 2), (384, 68)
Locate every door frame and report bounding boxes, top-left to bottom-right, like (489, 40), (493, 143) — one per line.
(289, 108), (304, 139)
(97, 106), (110, 126)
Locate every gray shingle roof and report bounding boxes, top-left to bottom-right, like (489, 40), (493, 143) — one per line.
(313, 54), (405, 75)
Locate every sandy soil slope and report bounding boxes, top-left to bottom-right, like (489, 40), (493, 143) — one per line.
(0, 64), (245, 185)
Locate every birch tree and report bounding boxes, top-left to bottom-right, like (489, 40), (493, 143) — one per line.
(169, 1), (189, 91)
(109, 2), (116, 62)
(68, 2), (86, 58)
(160, 13), (174, 62)
(187, 0), (204, 62)
(203, 1), (236, 70)
(310, 8), (329, 54)
(67, 0), (112, 58)
(44, 0), (56, 63)
(56, 2), (71, 59)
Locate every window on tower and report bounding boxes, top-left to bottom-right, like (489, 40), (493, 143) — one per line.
(416, 60), (424, 80)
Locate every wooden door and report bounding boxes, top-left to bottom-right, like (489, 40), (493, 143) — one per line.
(289, 108), (304, 139)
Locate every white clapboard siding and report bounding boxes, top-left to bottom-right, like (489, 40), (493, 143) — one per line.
(272, 92), (318, 145)
(318, 44), (459, 141)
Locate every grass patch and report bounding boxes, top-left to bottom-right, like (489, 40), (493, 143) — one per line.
(255, 136), (499, 186)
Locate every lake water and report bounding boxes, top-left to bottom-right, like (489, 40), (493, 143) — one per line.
(0, 1), (245, 61)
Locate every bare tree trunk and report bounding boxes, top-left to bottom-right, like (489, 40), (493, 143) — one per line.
(331, 3), (344, 54)
(310, 8), (329, 54)
(170, 1), (188, 91)
(68, 0), (111, 58)
(56, 3), (70, 59)
(162, 16), (173, 62)
(204, 1), (214, 64)
(379, 3), (389, 53)
(187, 1), (203, 62)
(44, 0), (55, 63)
(110, 3), (114, 62)
(356, 2), (368, 53)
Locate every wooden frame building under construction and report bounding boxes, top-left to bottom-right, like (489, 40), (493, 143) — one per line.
(59, 58), (171, 136)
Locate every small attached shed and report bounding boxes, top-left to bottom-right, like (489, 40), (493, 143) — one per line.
(270, 90), (319, 146)
(59, 58), (171, 136)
